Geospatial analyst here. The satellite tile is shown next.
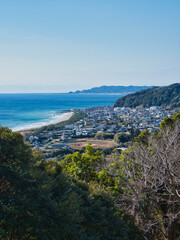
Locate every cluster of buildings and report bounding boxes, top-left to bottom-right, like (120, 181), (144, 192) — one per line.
(25, 106), (175, 152)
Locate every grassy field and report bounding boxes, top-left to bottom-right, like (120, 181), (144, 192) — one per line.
(67, 138), (118, 150)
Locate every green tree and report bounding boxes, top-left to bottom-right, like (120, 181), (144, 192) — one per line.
(0, 128), (141, 239)
(0, 128), (82, 240)
(111, 112), (180, 240)
(114, 133), (130, 143)
(60, 143), (105, 182)
(95, 132), (114, 140)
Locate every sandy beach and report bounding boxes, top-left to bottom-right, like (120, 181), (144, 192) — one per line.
(17, 111), (74, 134)
(47, 111), (74, 125)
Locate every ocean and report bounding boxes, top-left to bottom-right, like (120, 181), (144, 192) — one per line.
(0, 93), (123, 131)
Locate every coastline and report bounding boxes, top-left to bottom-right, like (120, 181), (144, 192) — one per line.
(0, 93), (121, 133)
(17, 111), (74, 134)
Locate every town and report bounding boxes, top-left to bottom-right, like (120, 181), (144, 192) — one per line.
(22, 105), (176, 160)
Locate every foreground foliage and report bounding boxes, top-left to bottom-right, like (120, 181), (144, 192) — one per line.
(0, 127), (141, 239)
(62, 112), (180, 239)
(109, 112), (180, 239)
(2, 111), (179, 239)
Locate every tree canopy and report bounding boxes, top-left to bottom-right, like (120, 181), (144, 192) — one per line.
(0, 128), (140, 239)
(114, 83), (180, 109)
(109, 112), (180, 239)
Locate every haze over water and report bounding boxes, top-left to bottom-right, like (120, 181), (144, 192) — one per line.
(0, 93), (123, 131)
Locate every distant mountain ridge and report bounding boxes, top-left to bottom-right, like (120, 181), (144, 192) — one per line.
(114, 83), (180, 109)
(69, 85), (155, 94)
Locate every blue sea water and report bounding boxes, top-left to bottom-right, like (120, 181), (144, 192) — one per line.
(0, 93), (123, 131)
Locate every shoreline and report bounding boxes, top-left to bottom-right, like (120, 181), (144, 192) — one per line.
(17, 111), (74, 134)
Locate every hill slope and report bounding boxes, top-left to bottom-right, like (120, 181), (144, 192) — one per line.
(69, 85), (154, 94)
(114, 83), (180, 108)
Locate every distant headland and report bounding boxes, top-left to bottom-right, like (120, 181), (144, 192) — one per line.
(68, 85), (156, 94)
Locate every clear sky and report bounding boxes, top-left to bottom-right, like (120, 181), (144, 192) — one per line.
(0, 0), (180, 93)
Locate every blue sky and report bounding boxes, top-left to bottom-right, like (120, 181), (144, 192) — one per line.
(0, 0), (180, 92)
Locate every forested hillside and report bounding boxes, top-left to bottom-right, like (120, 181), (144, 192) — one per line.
(0, 127), (141, 240)
(0, 111), (180, 239)
(114, 83), (180, 108)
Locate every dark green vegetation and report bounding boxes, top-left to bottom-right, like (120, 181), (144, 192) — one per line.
(95, 132), (114, 140)
(61, 112), (180, 240)
(0, 127), (141, 239)
(69, 85), (154, 94)
(35, 111), (86, 133)
(45, 148), (76, 160)
(1, 112), (179, 239)
(105, 113), (180, 239)
(114, 129), (141, 144)
(114, 83), (180, 108)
